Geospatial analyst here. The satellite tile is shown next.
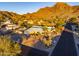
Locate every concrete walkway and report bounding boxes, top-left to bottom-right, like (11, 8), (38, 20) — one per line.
(51, 23), (77, 56)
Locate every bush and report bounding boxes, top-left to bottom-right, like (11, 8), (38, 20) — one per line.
(0, 36), (21, 56)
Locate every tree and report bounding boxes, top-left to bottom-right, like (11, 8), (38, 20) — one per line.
(42, 26), (48, 31)
(69, 17), (77, 23)
(0, 36), (21, 56)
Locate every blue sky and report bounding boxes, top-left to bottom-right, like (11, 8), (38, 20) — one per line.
(0, 2), (79, 14)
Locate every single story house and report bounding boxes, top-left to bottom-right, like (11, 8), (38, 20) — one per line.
(24, 26), (55, 35)
(24, 26), (44, 34)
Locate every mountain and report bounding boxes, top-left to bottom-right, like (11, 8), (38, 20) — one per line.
(22, 2), (76, 19)
(0, 2), (79, 26)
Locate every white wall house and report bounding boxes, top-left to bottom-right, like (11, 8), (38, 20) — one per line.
(24, 26), (55, 35)
(47, 27), (55, 31)
(2, 20), (19, 30)
(24, 26), (44, 34)
(6, 24), (19, 30)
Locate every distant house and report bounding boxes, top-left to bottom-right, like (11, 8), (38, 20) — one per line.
(1, 20), (19, 30)
(24, 26), (44, 34)
(14, 30), (23, 34)
(3, 20), (11, 25)
(5, 24), (19, 30)
(14, 27), (26, 34)
(18, 27), (26, 31)
(47, 27), (55, 31)
(24, 26), (55, 35)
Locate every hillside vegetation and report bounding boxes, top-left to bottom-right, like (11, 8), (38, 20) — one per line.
(0, 2), (79, 27)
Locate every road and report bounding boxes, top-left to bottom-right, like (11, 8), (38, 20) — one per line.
(51, 23), (77, 56)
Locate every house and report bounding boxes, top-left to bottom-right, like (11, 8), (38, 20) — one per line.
(47, 27), (55, 31)
(14, 27), (26, 34)
(14, 30), (23, 34)
(3, 20), (11, 24)
(24, 26), (44, 34)
(1, 20), (19, 30)
(6, 24), (19, 30)
(24, 26), (55, 35)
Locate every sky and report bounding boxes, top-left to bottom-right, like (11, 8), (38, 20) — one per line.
(0, 2), (79, 14)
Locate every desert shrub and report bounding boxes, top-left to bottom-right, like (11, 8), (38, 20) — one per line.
(0, 36), (21, 56)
